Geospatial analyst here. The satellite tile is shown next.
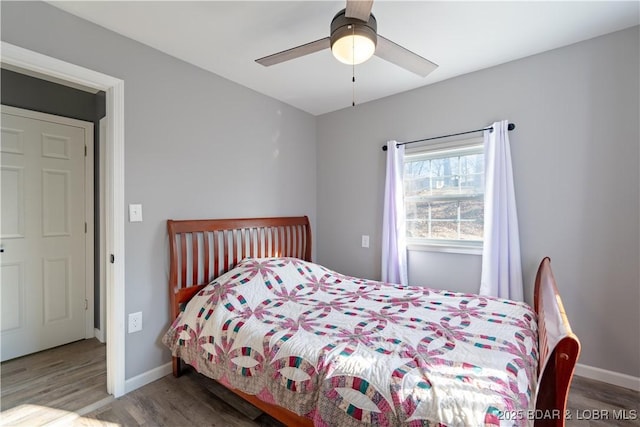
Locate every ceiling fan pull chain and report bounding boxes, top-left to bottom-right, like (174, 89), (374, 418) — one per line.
(352, 63), (356, 106)
(352, 75), (356, 107)
(352, 25), (356, 107)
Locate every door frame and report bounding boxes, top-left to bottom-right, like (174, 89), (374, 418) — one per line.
(1, 41), (126, 397)
(1, 105), (95, 342)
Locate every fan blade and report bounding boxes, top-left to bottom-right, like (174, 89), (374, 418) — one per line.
(375, 35), (438, 77)
(345, 0), (373, 22)
(256, 37), (331, 67)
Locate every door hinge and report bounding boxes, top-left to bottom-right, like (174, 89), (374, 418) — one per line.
(85, 299), (88, 310)
(85, 145), (87, 157)
(85, 222), (87, 233)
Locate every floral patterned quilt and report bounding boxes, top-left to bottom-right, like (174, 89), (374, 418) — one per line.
(163, 257), (538, 426)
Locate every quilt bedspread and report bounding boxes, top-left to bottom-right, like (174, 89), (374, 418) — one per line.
(163, 257), (538, 426)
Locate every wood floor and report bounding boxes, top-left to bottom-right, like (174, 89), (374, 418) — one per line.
(565, 376), (639, 427)
(82, 372), (640, 427)
(1, 339), (638, 426)
(0, 339), (109, 413)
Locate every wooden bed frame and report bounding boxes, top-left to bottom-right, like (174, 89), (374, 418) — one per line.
(167, 216), (580, 427)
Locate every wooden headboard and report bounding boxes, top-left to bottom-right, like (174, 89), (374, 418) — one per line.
(167, 216), (312, 322)
(166, 215), (314, 426)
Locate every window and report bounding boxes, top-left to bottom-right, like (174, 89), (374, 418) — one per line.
(403, 137), (484, 252)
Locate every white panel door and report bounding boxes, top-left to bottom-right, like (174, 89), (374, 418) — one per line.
(1, 107), (89, 361)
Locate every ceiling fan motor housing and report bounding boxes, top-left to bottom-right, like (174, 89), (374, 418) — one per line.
(330, 8), (378, 51)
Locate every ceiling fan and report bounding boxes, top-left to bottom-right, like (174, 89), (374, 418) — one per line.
(255, 0), (438, 77)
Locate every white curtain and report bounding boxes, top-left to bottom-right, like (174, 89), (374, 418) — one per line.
(480, 120), (523, 300)
(382, 141), (408, 285)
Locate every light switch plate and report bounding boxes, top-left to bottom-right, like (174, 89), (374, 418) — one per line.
(129, 204), (143, 222)
(361, 235), (370, 248)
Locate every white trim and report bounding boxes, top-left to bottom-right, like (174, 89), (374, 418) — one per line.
(124, 362), (172, 394)
(404, 136), (483, 156)
(94, 327), (105, 343)
(106, 79), (126, 398)
(84, 121), (95, 339)
(1, 62), (101, 95)
(575, 363), (640, 391)
(98, 118), (107, 344)
(407, 242), (483, 255)
(1, 41), (126, 398)
(0, 105), (95, 340)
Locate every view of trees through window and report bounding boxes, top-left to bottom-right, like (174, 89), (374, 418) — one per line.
(404, 144), (484, 243)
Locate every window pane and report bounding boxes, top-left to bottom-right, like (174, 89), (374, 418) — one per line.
(403, 140), (484, 245)
(458, 153), (484, 195)
(404, 160), (431, 198)
(407, 219), (429, 239)
(405, 200), (428, 238)
(459, 199), (483, 240)
(430, 157), (459, 194)
(430, 200), (459, 240)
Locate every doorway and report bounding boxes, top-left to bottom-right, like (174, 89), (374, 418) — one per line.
(1, 41), (126, 397)
(1, 68), (105, 339)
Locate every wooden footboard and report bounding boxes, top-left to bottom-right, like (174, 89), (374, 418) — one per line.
(534, 257), (581, 427)
(167, 217), (578, 427)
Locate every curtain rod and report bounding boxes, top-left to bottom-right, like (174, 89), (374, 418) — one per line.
(381, 123), (516, 151)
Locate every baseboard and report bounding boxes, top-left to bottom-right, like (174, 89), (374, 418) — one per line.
(575, 363), (640, 391)
(124, 362), (172, 394)
(94, 328), (105, 343)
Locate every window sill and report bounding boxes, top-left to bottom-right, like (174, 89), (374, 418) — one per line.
(407, 242), (483, 256)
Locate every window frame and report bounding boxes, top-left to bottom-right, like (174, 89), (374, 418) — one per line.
(403, 136), (484, 255)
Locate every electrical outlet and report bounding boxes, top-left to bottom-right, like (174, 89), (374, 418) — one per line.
(361, 235), (370, 248)
(128, 311), (142, 333)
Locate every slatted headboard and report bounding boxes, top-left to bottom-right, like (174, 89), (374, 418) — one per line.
(167, 216), (312, 324)
(166, 216), (314, 425)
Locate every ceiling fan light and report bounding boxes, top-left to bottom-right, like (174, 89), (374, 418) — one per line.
(329, 9), (378, 66)
(332, 34), (376, 65)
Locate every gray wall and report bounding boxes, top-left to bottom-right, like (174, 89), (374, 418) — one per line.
(1, 69), (102, 122)
(1, 1), (317, 379)
(317, 27), (639, 377)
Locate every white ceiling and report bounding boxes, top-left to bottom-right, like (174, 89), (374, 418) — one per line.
(48, 1), (639, 116)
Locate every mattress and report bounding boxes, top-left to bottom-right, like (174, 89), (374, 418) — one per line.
(163, 257), (538, 426)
